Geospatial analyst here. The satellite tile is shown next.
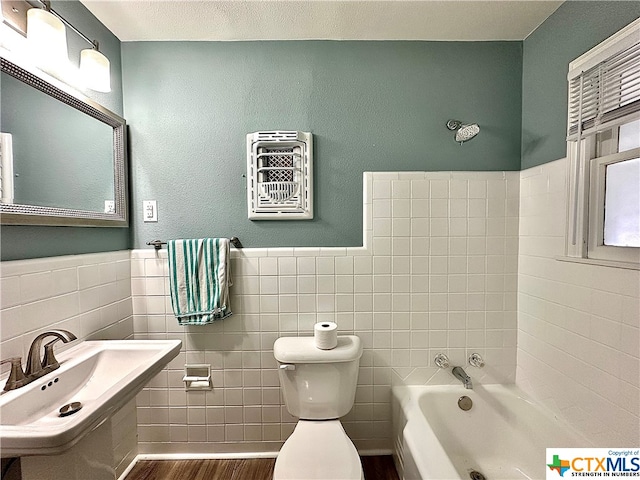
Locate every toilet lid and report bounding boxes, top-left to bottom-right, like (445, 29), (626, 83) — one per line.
(274, 420), (362, 480)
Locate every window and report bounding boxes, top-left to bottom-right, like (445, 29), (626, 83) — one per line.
(566, 18), (640, 267)
(603, 157), (640, 247)
(588, 130), (639, 262)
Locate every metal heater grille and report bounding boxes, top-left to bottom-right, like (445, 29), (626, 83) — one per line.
(247, 131), (313, 219)
(262, 148), (295, 182)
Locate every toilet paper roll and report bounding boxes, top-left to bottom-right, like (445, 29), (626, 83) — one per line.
(314, 322), (338, 350)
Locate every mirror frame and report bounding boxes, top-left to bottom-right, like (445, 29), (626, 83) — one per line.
(0, 56), (128, 227)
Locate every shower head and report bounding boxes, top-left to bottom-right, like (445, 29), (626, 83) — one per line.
(446, 119), (480, 144)
(455, 124), (480, 143)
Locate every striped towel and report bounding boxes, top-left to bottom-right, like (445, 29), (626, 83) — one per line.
(168, 238), (232, 325)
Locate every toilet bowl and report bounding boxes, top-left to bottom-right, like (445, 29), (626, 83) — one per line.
(273, 335), (363, 480)
(273, 420), (363, 480)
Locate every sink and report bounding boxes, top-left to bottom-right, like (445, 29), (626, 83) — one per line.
(0, 339), (181, 457)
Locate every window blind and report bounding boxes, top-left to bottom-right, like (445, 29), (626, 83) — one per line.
(568, 39), (640, 140)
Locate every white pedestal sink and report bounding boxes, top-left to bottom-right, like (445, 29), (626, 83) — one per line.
(20, 418), (117, 480)
(0, 339), (181, 478)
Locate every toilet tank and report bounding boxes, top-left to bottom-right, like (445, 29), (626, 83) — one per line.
(274, 335), (362, 420)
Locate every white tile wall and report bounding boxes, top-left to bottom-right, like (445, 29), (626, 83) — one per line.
(3, 163), (636, 460)
(0, 250), (135, 470)
(132, 171), (520, 454)
(0, 251), (133, 359)
(517, 158), (640, 446)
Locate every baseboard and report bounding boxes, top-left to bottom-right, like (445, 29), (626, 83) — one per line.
(359, 449), (394, 456)
(137, 451), (280, 460)
(117, 456), (139, 480)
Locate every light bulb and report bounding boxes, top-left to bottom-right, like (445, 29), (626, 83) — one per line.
(26, 8), (68, 76)
(80, 48), (111, 93)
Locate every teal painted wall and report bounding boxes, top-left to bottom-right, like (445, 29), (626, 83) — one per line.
(521, 1), (640, 169)
(5, 1), (638, 258)
(1, 0), (127, 261)
(123, 41), (522, 248)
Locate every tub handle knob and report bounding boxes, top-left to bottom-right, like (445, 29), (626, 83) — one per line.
(434, 353), (450, 369)
(469, 353), (485, 368)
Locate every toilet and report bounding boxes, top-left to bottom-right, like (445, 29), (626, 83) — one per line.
(273, 335), (364, 480)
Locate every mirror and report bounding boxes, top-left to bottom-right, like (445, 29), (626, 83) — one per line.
(0, 56), (128, 226)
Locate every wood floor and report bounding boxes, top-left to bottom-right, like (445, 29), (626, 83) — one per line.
(126, 455), (400, 480)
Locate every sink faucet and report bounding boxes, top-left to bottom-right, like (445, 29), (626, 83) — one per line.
(452, 366), (473, 389)
(25, 330), (77, 380)
(1, 330), (77, 392)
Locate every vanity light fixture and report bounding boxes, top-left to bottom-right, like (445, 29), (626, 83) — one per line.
(22, 0), (111, 92)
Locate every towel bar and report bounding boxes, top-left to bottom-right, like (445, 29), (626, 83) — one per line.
(146, 240), (167, 249)
(146, 237), (242, 250)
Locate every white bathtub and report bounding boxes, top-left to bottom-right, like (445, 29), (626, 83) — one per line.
(392, 384), (588, 480)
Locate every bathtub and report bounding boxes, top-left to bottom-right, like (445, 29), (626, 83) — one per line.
(392, 384), (588, 480)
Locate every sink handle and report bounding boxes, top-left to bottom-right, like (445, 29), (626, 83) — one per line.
(0, 357), (28, 391)
(42, 340), (61, 371)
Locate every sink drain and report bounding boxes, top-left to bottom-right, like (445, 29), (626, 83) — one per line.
(59, 401), (82, 417)
(469, 470), (486, 480)
(458, 395), (473, 411)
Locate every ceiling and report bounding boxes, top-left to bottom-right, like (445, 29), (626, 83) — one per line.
(79, 1), (564, 42)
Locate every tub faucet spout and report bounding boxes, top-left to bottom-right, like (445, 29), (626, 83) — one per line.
(452, 366), (473, 389)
